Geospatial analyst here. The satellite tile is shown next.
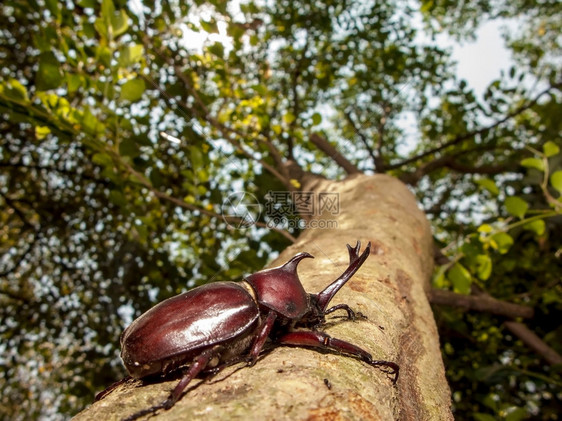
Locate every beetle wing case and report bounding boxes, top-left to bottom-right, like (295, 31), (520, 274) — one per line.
(121, 282), (260, 378)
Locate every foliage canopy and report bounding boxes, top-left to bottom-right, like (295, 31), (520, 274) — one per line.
(0, 0), (561, 419)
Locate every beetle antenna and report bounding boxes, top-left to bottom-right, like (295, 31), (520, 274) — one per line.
(315, 241), (371, 312)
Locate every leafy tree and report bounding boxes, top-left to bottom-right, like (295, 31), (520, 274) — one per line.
(0, 0), (560, 419)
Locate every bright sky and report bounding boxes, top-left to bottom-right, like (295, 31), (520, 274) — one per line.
(147, 2), (519, 157)
(448, 20), (516, 98)
(395, 17), (518, 153)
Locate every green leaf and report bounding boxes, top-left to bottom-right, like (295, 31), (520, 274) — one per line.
(92, 152), (113, 167)
(523, 219), (545, 236)
(35, 126), (51, 140)
(550, 170), (562, 194)
(67, 73), (83, 94)
(96, 45), (112, 68)
(448, 263), (472, 294)
(200, 18), (218, 33)
(207, 42), (224, 58)
(118, 44), (144, 67)
(491, 232), (513, 254)
(101, 0), (115, 17)
(45, 0), (61, 21)
(81, 108), (104, 135)
(432, 268), (447, 289)
(190, 147), (204, 169)
(135, 223), (148, 243)
(35, 52), (63, 91)
(119, 138), (139, 158)
(149, 168), (163, 188)
(475, 177), (499, 196)
(94, 17), (109, 39)
(505, 196), (528, 219)
(461, 235), (482, 258)
(311, 112), (322, 126)
(1, 79), (29, 103)
(134, 133), (152, 146)
(505, 407), (527, 421)
(508, 66), (516, 79)
(98, 0), (128, 40)
(283, 112), (296, 124)
(109, 189), (127, 207)
(475, 254), (492, 281)
(111, 9), (129, 37)
(197, 168), (210, 183)
(477, 224), (493, 233)
(520, 157), (544, 171)
(120, 79), (145, 102)
(482, 394), (499, 411)
(543, 141), (560, 158)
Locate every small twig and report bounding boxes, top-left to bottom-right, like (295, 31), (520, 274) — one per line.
(504, 321), (562, 366)
(390, 84), (560, 171)
(119, 159), (297, 243)
(344, 111), (378, 170)
(142, 38), (291, 188)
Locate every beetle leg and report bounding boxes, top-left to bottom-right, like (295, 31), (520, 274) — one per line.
(94, 376), (132, 401)
(165, 346), (220, 408)
(248, 311), (277, 366)
(276, 330), (399, 384)
(122, 347), (222, 421)
(324, 303), (357, 320)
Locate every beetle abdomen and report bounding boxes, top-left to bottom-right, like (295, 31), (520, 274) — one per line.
(121, 282), (260, 378)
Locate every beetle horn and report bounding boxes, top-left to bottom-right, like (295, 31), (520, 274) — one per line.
(315, 241), (371, 312)
(283, 252), (314, 270)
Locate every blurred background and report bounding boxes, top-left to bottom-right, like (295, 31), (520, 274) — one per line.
(0, 0), (561, 419)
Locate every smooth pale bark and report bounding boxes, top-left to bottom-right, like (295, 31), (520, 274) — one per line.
(74, 174), (452, 421)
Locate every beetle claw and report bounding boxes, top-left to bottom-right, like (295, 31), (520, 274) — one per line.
(370, 360), (400, 384)
(356, 311), (368, 320)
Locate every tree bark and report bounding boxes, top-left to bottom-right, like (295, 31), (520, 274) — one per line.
(74, 174), (452, 420)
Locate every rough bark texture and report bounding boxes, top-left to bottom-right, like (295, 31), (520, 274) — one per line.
(74, 174), (452, 421)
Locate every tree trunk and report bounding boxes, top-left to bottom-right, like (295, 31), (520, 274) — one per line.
(73, 174), (452, 420)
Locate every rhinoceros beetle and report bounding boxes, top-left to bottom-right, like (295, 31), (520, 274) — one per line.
(104, 241), (398, 420)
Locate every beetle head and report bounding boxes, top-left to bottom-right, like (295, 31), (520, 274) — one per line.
(245, 252), (313, 319)
(297, 242), (371, 327)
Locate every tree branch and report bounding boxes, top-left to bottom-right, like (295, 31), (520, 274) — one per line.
(141, 40), (291, 189)
(0, 287), (33, 303)
(390, 84), (560, 171)
(429, 289), (534, 319)
(504, 321), (562, 366)
(118, 159), (297, 243)
(0, 161), (108, 186)
(309, 133), (362, 175)
(74, 174), (452, 421)
(344, 111), (378, 170)
(400, 148), (518, 185)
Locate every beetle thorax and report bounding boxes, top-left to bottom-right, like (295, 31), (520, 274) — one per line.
(243, 254), (311, 319)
